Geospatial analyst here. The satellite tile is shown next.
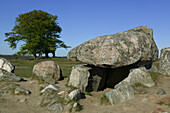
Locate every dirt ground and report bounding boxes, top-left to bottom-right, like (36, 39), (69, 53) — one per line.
(0, 75), (170, 113)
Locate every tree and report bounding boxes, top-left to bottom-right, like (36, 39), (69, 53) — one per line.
(5, 10), (70, 59)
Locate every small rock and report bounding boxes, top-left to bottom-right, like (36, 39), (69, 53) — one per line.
(34, 98), (43, 108)
(18, 98), (27, 103)
(157, 88), (166, 95)
(41, 85), (59, 93)
(123, 102), (134, 110)
(0, 90), (7, 96)
(142, 98), (149, 102)
(14, 87), (31, 95)
(67, 89), (82, 101)
(58, 91), (68, 96)
(48, 102), (64, 113)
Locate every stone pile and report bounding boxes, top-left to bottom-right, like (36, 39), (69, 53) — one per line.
(67, 25), (159, 105)
(67, 25), (158, 92)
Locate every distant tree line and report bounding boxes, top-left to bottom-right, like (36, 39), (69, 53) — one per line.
(4, 10), (70, 59)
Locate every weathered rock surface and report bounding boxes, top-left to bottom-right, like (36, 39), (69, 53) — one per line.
(115, 67), (155, 88)
(159, 47), (170, 75)
(0, 69), (23, 82)
(14, 87), (31, 95)
(48, 102), (64, 113)
(104, 85), (134, 105)
(68, 64), (107, 91)
(67, 25), (158, 68)
(32, 61), (62, 84)
(0, 57), (15, 72)
(67, 89), (82, 101)
(147, 64), (158, 73)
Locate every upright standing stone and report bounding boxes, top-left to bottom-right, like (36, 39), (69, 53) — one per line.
(68, 64), (107, 91)
(159, 47), (170, 75)
(32, 61), (62, 84)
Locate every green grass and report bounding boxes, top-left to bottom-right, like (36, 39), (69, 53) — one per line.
(8, 57), (82, 78)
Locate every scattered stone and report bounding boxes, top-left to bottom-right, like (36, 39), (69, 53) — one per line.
(152, 108), (165, 113)
(157, 88), (166, 95)
(68, 64), (107, 91)
(48, 102), (64, 113)
(159, 47), (170, 75)
(67, 25), (158, 68)
(0, 69), (23, 82)
(18, 98), (27, 103)
(115, 67), (155, 88)
(67, 89), (82, 101)
(14, 87), (31, 95)
(0, 90), (7, 96)
(123, 102), (134, 110)
(104, 85), (134, 105)
(0, 57), (15, 72)
(34, 98), (43, 108)
(142, 98), (149, 102)
(58, 91), (68, 96)
(32, 61), (63, 84)
(41, 85), (59, 93)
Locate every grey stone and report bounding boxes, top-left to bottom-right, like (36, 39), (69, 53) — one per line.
(142, 98), (149, 102)
(34, 98), (44, 107)
(147, 64), (158, 73)
(48, 102), (64, 113)
(104, 85), (134, 105)
(41, 85), (59, 93)
(14, 87), (31, 95)
(68, 64), (107, 92)
(67, 89), (82, 101)
(156, 88), (166, 95)
(159, 47), (170, 75)
(67, 25), (158, 68)
(115, 67), (155, 88)
(0, 90), (7, 96)
(0, 57), (15, 72)
(32, 61), (62, 84)
(0, 69), (23, 82)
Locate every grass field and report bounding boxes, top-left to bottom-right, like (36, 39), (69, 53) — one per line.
(7, 57), (82, 78)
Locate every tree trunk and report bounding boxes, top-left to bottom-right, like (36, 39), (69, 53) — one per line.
(39, 52), (42, 59)
(33, 53), (37, 60)
(52, 51), (55, 58)
(45, 52), (49, 58)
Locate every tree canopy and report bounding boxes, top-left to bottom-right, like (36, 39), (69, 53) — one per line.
(5, 10), (70, 59)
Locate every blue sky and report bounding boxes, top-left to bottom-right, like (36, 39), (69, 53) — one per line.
(0, 0), (170, 56)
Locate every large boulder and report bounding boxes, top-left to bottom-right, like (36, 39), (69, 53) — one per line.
(68, 64), (107, 91)
(0, 58), (15, 72)
(67, 25), (158, 68)
(32, 61), (62, 84)
(0, 69), (23, 82)
(114, 67), (155, 88)
(159, 47), (170, 75)
(104, 85), (134, 105)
